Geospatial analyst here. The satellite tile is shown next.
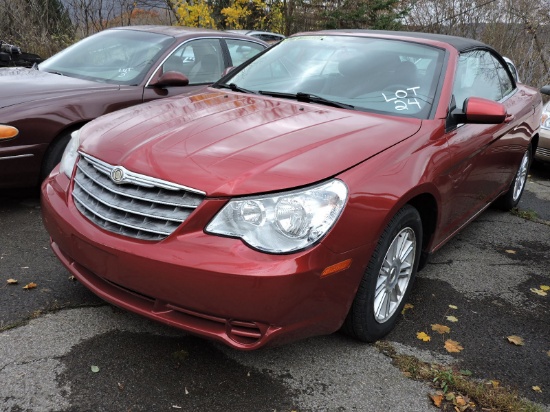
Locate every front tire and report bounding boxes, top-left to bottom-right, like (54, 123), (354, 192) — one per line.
(343, 205), (422, 342)
(494, 145), (532, 210)
(40, 131), (72, 182)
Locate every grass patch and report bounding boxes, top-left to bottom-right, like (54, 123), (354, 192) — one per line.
(511, 208), (538, 221)
(376, 341), (543, 412)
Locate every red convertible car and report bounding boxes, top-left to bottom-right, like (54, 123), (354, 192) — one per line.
(0, 26), (267, 188)
(41, 30), (547, 350)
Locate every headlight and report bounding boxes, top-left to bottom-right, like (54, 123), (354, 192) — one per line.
(206, 179), (348, 253)
(541, 103), (550, 130)
(59, 130), (80, 178)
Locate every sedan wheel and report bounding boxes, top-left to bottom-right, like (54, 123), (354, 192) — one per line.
(495, 145), (532, 210)
(374, 227), (415, 323)
(342, 205), (422, 342)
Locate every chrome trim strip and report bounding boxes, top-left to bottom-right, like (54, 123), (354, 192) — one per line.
(79, 152), (205, 195)
(0, 154), (34, 160)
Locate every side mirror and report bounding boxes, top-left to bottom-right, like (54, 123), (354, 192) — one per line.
(460, 97), (507, 124)
(149, 71), (189, 88)
(540, 85), (550, 96)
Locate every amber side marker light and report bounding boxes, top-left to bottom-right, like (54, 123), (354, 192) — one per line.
(321, 259), (352, 277)
(0, 125), (19, 140)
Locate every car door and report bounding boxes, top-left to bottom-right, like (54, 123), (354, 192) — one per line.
(440, 49), (528, 235)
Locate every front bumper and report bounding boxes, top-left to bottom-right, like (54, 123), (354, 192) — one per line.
(41, 172), (366, 350)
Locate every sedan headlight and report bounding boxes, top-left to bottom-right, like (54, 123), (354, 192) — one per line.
(59, 130), (81, 178)
(541, 103), (550, 130)
(206, 179), (348, 253)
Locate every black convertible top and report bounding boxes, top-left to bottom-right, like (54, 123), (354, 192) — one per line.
(317, 29), (493, 53)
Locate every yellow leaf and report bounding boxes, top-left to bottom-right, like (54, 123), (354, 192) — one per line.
(541, 285), (550, 291)
(530, 288), (547, 297)
(401, 303), (414, 314)
(547, 350), (550, 357)
(507, 335), (524, 346)
(446, 315), (458, 322)
(505, 249), (516, 254)
(431, 324), (450, 334)
(417, 331), (431, 342)
(444, 339), (463, 353)
(490, 380), (500, 388)
(22, 282), (37, 290)
(448, 304), (458, 309)
(7, 278), (18, 285)
(430, 393), (443, 407)
(532, 386), (542, 393)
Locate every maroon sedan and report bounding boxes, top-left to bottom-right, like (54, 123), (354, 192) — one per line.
(0, 26), (267, 188)
(41, 30), (547, 350)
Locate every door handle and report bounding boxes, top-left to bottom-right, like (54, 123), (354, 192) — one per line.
(504, 113), (515, 123)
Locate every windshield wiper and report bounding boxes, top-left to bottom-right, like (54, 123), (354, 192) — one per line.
(43, 69), (65, 76)
(216, 83), (256, 94)
(258, 91), (354, 110)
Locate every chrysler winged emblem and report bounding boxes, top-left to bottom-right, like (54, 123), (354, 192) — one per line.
(110, 166), (125, 184)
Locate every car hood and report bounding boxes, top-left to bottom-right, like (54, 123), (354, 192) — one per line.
(0, 67), (120, 109)
(80, 90), (422, 196)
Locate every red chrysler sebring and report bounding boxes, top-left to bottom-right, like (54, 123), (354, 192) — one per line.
(41, 30), (547, 350)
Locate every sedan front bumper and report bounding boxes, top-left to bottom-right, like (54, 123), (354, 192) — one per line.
(41, 172), (366, 350)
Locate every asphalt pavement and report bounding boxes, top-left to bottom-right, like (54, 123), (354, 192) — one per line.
(0, 163), (549, 412)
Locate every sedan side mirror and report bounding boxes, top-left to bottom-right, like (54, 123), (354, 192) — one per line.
(540, 85), (550, 95)
(149, 71), (189, 88)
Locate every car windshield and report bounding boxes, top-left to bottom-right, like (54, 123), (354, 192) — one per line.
(223, 35), (445, 118)
(39, 29), (174, 85)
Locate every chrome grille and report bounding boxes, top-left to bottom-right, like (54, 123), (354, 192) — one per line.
(536, 146), (550, 159)
(72, 152), (205, 241)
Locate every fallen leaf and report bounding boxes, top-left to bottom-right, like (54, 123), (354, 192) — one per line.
(172, 406), (182, 409)
(448, 304), (458, 310)
(547, 350), (550, 357)
(460, 369), (472, 376)
(91, 365), (99, 373)
(431, 324), (450, 334)
(401, 303), (414, 314)
(444, 339), (464, 353)
(68, 276), (76, 281)
(22, 282), (37, 290)
(507, 335), (524, 346)
(455, 395), (467, 406)
(184, 387), (189, 395)
(417, 331), (431, 342)
(117, 382), (125, 391)
(530, 288), (547, 297)
(505, 249), (516, 254)
(541, 285), (550, 291)
(532, 386), (542, 393)
(7, 279), (18, 285)
(446, 315), (458, 323)
(430, 393), (443, 407)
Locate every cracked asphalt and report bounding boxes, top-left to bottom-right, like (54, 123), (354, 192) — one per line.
(0, 162), (549, 412)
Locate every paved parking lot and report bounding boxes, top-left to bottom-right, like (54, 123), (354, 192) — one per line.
(0, 163), (549, 411)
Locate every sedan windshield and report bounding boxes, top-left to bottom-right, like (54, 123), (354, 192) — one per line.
(39, 29), (174, 85)
(223, 35), (446, 118)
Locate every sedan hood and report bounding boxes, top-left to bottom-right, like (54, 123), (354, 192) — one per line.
(0, 67), (119, 109)
(80, 90), (422, 196)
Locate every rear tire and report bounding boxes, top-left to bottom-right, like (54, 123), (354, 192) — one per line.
(494, 145), (532, 210)
(40, 131), (72, 181)
(343, 205), (422, 342)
